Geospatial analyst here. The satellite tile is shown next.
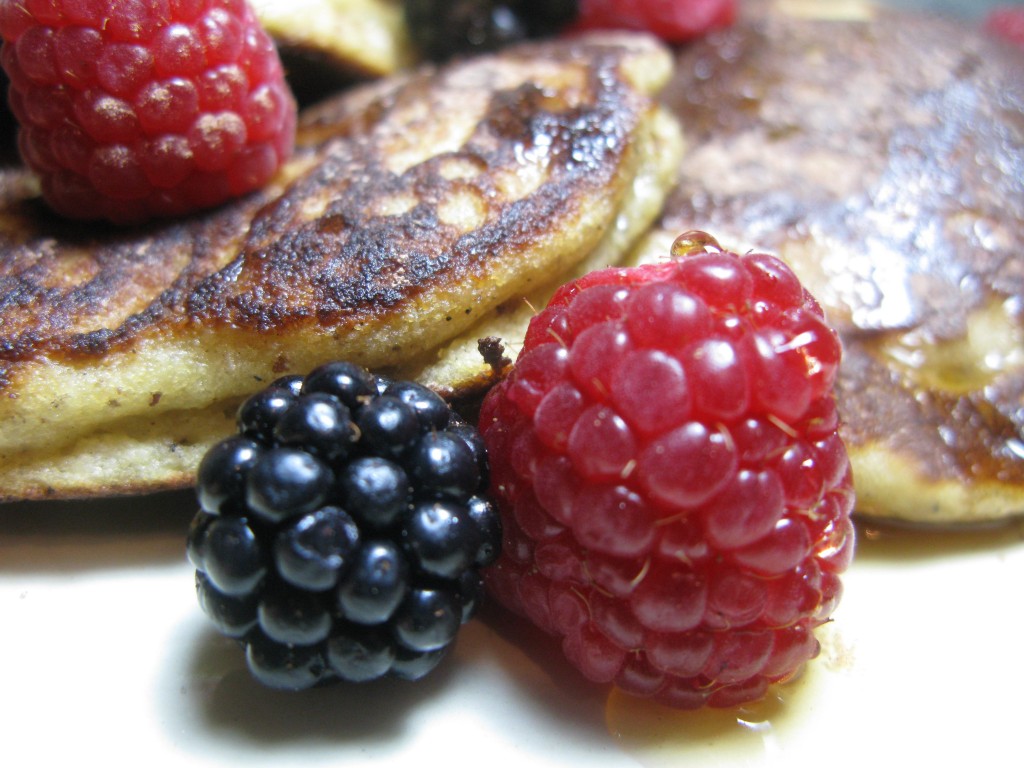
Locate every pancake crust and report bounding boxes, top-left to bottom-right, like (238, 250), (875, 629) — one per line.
(0, 33), (683, 501)
(632, 0), (1024, 525)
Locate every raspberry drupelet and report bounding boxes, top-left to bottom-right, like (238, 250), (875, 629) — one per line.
(985, 5), (1024, 49)
(479, 231), (855, 709)
(571, 0), (737, 42)
(0, 0), (297, 224)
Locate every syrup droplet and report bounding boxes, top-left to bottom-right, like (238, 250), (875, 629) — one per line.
(670, 230), (723, 258)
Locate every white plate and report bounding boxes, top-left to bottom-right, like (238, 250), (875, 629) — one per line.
(2, 491), (1023, 767)
(3, 1), (1023, 766)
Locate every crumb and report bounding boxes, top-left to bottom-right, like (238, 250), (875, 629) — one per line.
(272, 354), (291, 374)
(478, 336), (511, 375)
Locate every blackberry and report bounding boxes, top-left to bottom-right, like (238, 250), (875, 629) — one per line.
(403, 0), (580, 63)
(187, 364), (501, 690)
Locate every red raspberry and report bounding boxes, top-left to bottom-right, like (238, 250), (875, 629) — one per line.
(479, 231), (855, 709)
(985, 6), (1024, 49)
(571, 0), (736, 42)
(0, 0), (296, 224)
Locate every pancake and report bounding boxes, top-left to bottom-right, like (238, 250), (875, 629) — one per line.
(630, 0), (1024, 526)
(253, 0), (415, 82)
(0, 32), (684, 502)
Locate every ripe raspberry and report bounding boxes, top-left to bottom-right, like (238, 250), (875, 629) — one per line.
(0, 0), (296, 224)
(187, 361), (501, 690)
(571, 0), (736, 42)
(985, 6), (1024, 49)
(479, 231), (855, 709)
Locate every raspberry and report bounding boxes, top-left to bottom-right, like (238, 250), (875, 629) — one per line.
(572, 0), (736, 42)
(985, 6), (1024, 49)
(0, 0), (296, 224)
(479, 232), (855, 709)
(187, 362), (501, 690)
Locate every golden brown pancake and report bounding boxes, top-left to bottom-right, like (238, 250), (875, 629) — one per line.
(631, 0), (1024, 526)
(0, 32), (683, 502)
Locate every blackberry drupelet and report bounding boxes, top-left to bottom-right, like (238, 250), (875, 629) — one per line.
(187, 362), (501, 690)
(403, 0), (580, 62)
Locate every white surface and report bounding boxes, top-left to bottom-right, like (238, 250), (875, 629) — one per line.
(3, 1), (1022, 765)
(2, 491), (1023, 767)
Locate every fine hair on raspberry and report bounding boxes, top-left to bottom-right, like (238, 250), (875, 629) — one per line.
(479, 231), (856, 709)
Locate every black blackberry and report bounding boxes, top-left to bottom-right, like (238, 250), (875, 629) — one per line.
(187, 364), (501, 690)
(403, 0), (580, 63)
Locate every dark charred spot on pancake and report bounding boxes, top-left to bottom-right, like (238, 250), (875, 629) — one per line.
(484, 80), (630, 175)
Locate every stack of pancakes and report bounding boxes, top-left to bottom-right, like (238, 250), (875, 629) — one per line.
(1, 0), (1021, 527)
